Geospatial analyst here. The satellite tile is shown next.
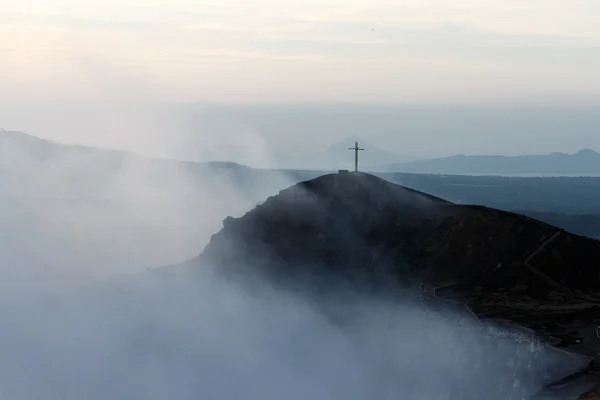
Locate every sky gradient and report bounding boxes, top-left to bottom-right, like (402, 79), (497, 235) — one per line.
(1, 1), (600, 161)
(2, 0), (600, 103)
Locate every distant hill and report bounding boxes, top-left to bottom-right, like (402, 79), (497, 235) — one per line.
(377, 149), (600, 175)
(0, 129), (294, 198)
(296, 136), (411, 170)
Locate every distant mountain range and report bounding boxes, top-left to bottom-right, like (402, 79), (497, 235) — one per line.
(4, 128), (600, 177)
(376, 149), (600, 175)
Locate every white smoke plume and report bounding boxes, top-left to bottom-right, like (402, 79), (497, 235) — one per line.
(1, 127), (591, 399)
(0, 54), (592, 400)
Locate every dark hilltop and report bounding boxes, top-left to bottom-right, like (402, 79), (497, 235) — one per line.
(199, 171), (449, 290)
(197, 170), (600, 399)
(201, 171), (600, 309)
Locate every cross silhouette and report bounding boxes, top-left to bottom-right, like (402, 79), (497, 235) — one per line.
(348, 141), (364, 172)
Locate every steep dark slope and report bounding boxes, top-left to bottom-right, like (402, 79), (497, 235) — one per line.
(199, 172), (600, 361)
(201, 172), (599, 290)
(199, 172), (451, 290)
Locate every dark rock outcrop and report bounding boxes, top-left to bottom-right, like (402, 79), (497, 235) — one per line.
(200, 172), (449, 291)
(198, 172), (600, 363)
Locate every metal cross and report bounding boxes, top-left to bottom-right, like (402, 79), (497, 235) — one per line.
(348, 141), (364, 172)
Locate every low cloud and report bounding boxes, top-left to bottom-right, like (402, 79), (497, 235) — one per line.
(0, 262), (590, 399)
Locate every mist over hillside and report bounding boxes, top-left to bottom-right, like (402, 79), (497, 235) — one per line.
(4, 0), (600, 396)
(5, 128), (600, 295)
(2, 128), (600, 399)
(0, 129), (305, 293)
(2, 166), (596, 399)
(3, 262), (573, 400)
(7, 103), (600, 170)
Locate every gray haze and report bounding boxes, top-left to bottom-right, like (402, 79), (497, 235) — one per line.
(0, 265), (589, 400)
(2, 0), (599, 395)
(3, 0), (600, 168)
(0, 130), (593, 399)
(2, 103), (600, 169)
(0, 130), (295, 293)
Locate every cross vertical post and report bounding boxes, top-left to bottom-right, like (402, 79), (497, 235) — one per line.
(348, 141), (364, 172)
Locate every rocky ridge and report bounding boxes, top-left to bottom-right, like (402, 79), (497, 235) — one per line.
(201, 171), (600, 308)
(197, 171), (600, 398)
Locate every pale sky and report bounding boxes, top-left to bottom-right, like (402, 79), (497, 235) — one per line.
(1, 0), (600, 160)
(2, 0), (600, 103)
